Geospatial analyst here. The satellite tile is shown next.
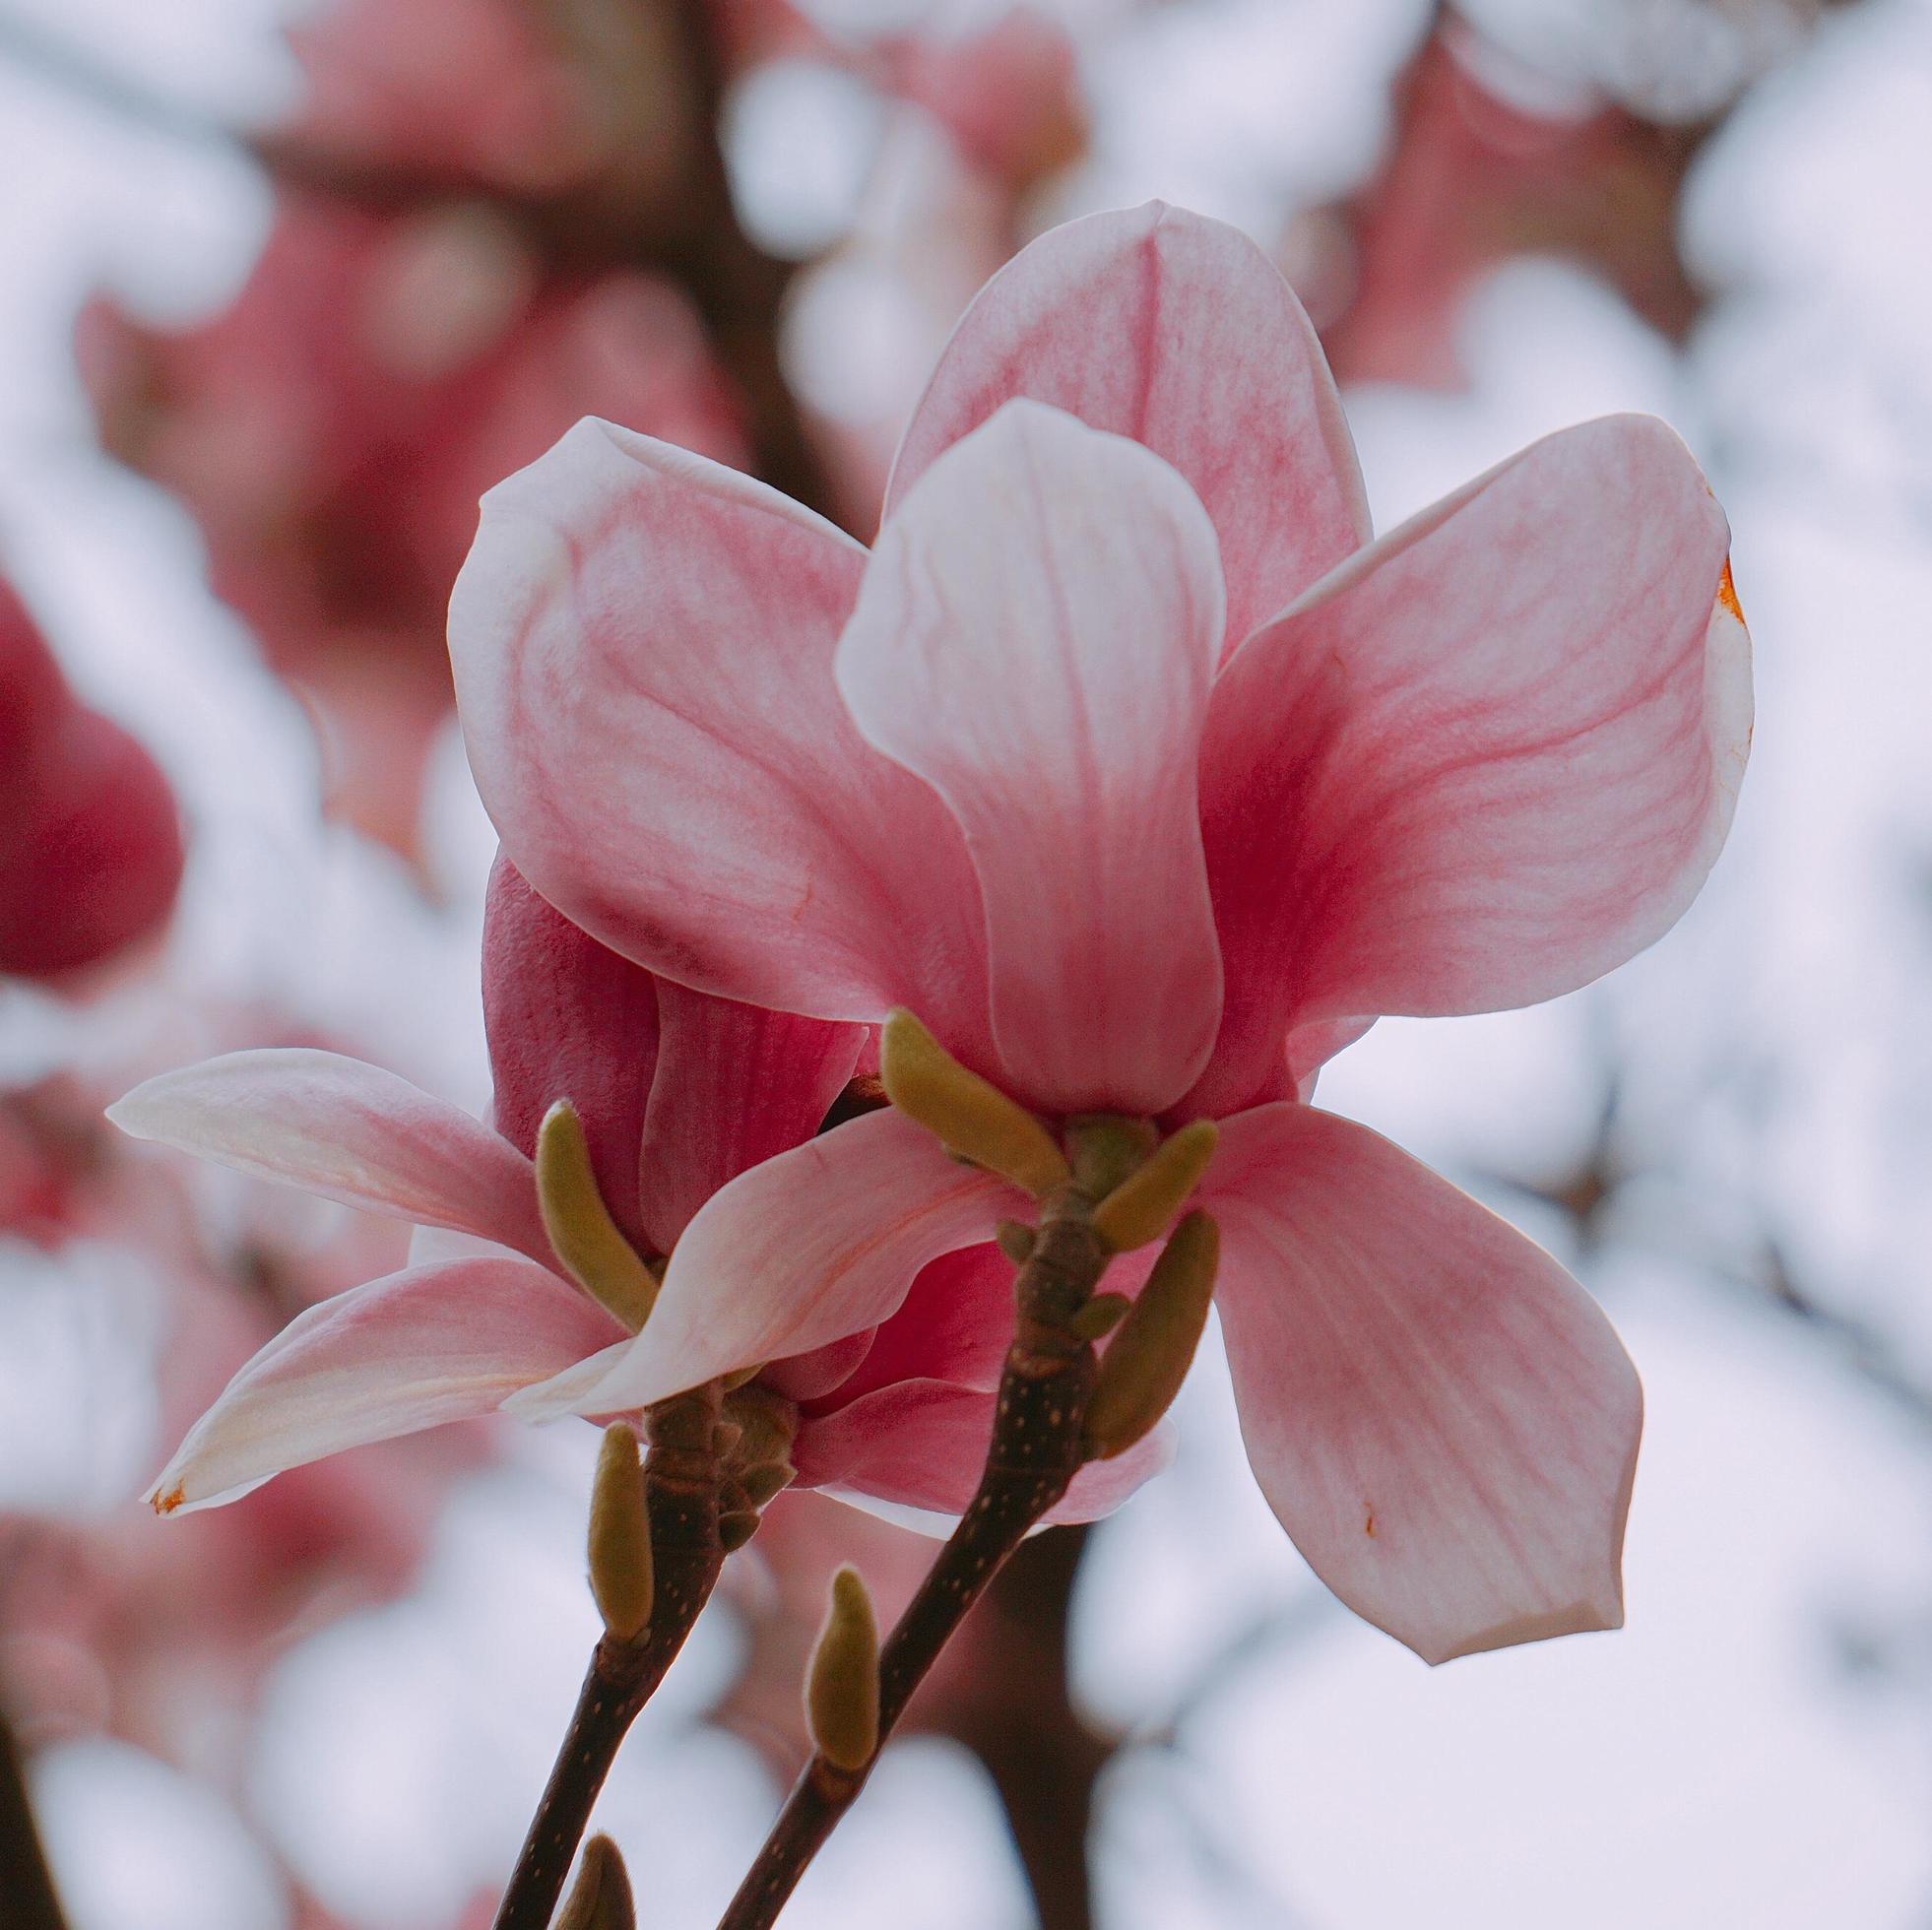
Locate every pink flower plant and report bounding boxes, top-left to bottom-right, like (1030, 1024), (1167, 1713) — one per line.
(112, 855), (1153, 1524)
(448, 203), (1751, 1663)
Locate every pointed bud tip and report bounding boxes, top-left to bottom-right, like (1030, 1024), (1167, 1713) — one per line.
(1082, 1210), (1218, 1460)
(556, 1833), (635, 1930)
(879, 1009), (1069, 1198)
(536, 1096), (660, 1334)
(1090, 1119), (1218, 1253)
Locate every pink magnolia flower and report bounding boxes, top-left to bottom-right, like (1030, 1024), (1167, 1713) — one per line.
(450, 202), (1751, 1663)
(0, 576), (184, 982)
(112, 855), (1153, 1523)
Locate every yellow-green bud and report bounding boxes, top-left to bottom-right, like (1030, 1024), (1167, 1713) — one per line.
(880, 1010), (1069, 1198)
(997, 1220), (1037, 1266)
(1071, 1291), (1131, 1341)
(805, 1565), (880, 1771)
(556, 1834), (635, 1930)
(718, 1508), (762, 1552)
(587, 1424), (654, 1640)
(738, 1460), (796, 1510)
(1065, 1115), (1158, 1199)
(723, 1383), (799, 1471)
(537, 1100), (660, 1333)
(1082, 1211), (1219, 1460)
(1089, 1119), (1218, 1253)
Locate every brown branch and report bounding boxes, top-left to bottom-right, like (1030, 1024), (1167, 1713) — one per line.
(717, 1199), (1111, 1930)
(647, 0), (844, 527)
(0, 1705), (68, 1930)
(492, 1385), (727, 1930)
(946, 1525), (1107, 1930)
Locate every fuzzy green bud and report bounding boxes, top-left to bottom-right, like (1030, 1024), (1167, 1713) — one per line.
(997, 1220), (1038, 1266)
(1066, 1115), (1158, 1199)
(880, 1010), (1069, 1197)
(587, 1424), (654, 1640)
(723, 1383), (799, 1471)
(805, 1565), (880, 1771)
(1071, 1291), (1131, 1341)
(738, 1460), (797, 1510)
(556, 1834), (635, 1930)
(718, 1508), (762, 1552)
(1082, 1211), (1219, 1460)
(537, 1100), (660, 1332)
(1090, 1119), (1218, 1253)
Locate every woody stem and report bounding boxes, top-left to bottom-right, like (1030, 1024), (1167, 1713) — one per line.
(492, 1383), (727, 1930)
(716, 1193), (1111, 1930)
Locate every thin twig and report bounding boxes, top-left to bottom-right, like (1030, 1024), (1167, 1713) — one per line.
(492, 1384), (727, 1930)
(717, 1195), (1111, 1930)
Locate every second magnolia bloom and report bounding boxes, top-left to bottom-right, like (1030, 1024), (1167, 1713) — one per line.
(452, 201), (1748, 1663)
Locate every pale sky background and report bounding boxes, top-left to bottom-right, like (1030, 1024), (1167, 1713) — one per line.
(4, 0), (1932, 1925)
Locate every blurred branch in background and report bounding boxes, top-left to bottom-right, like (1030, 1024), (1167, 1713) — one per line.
(1, 1702), (69, 1930)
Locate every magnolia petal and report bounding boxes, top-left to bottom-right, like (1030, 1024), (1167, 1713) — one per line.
(1204, 1103), (1642, 1665)
(483, 853), (661, 1250)
(795, 1378), (1173, 1523)
(886, 201), (1369, 653)
(828, 1242), (1016, 1401)
(1191, 415), (1751, 1116)
(450, 418), (990, 1057)
(759, 1329), (878, 1404)
(108, 1049), (551, 1263)
(147, 1258), (623, 1512)
(636, 979), (866, 1254)
(840, 401), (1225, 1116)
(407, 1225), (522, 1266)
(527, 1108), (1021, 1415)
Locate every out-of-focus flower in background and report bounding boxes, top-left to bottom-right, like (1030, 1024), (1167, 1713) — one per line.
(0, 573), (183, 982)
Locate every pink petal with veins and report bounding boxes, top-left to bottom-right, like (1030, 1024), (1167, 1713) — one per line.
(840, 401), (1224, 1115)
(1204, 1102), (1641, 1664)
(146, 1257), (623, 1512)
(108, 1048), (551, 1263)
(886, 201), (1369, 653)
(1190, 415), (1750, 1115)
(637, 979), (865, 1253)
(450, 417), (992, 1061)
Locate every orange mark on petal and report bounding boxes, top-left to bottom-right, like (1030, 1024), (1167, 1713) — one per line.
(1716, 559), (1744, 626)
(1363, 1507), (1377, 1538)
(152, 1484), (185, 1515)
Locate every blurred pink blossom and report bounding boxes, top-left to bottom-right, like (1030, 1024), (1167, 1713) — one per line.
(79, 197), (742, 861)
(282, 0), (619, 194)
(451, 201), (1751, 1663)
(1314, 25), (1702, 387)
(879, 7), (1087, 192)
(0, 575), (183, 983)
